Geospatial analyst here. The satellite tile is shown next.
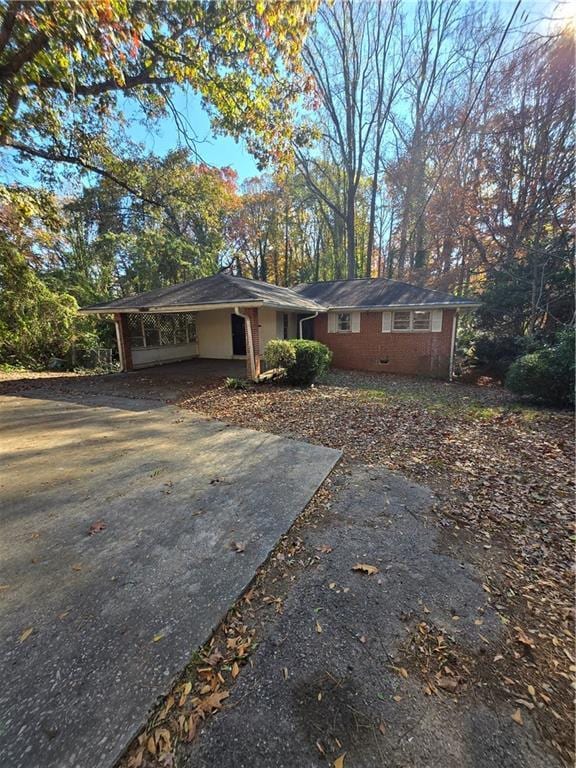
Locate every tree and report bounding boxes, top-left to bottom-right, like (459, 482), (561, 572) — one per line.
(297, 1), (401, 278)
(0, 187), (83, 364)
(49, 150), (238, 297)
(0, 0), (319, 192)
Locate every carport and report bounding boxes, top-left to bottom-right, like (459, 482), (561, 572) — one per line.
(80, 273), (324, 380)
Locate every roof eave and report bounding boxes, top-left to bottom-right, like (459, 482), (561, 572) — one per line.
(324, 302), (480, 311)
(78, 300), (263, 315)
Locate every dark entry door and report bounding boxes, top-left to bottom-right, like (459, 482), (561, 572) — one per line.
(231, 313), (247, 355)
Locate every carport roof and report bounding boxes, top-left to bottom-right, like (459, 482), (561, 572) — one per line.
(80, 273), (325, 314)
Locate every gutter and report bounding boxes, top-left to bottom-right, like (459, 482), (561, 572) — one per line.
(449, 312), (458, 381)
(298, 312), (319, 339)
(78, 301), (263, 315)
(321, 303), (481, 311)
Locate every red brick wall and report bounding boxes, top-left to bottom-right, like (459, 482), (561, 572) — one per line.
(314, 310), (456, 378)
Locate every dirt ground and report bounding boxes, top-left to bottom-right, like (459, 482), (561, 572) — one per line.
(2, 367), (574, 767)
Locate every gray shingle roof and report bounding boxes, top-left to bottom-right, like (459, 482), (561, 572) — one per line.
(293, 278), (480, 309)
(81, 274), (479, 314)
(80, 273), (324, 313)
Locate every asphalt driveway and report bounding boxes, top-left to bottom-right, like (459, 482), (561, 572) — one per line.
(0, 393), (340, 768)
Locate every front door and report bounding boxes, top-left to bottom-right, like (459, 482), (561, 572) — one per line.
(231, 313), (246, 356)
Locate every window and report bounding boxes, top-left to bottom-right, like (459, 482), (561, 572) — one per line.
(282, 313), (289, 340)
(392, 310), (411, 330)
(392, 310), (432, 331)
(337, 312), (351, 332)
(127, 313), (197, 349)
(412, 310), (431, 330)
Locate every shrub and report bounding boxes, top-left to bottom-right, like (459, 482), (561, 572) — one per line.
(264, 339), (296, 370)
(506, 330), (575, 406)
(471, 334), (525, 379)
(286, 339), (332, 387)
(225, 377), (250, 390)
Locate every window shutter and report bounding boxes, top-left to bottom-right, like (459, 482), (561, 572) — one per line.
(382, 311), (392, 333)
(327, 313), (337, 333)
(351, 312), (361, 333)
(431, 309), (443, 332)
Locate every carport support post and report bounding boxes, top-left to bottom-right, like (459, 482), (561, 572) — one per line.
(242, 308), (261, 381)
(114, 313), (133, 372)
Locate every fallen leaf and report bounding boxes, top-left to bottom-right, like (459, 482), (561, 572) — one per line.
(437, 676), (458, 692)
(198, 689), (229, 713)
(186, 714), (198, 741)
(128, 748), (144, 768)
(527, 684), (536, 698)
(393, 666), (408, 679)
(317, 544), (333, 554)
(147, 735), (156, 755)
(316, 620), (322, 634)
(333, 754), (346, 768)
(329, 582), (336, 589)
(515, 627), (535, 648)
(152, 633), (164, 643)
(71, 563), (82, 572)
(352, 563), (379, 576)
(0, 584), (9, 591)
(231, 661), (240, 679)
(88, 520), (107, 536)
(392, 694), (403, 702)
(19, 627), (33, 643)
(511, 708), (524, 725)
(231, 541), (245, 553)
(178, 682), (192, 706)
(316, 740), (326, 756)
(378, 722), (386, 734)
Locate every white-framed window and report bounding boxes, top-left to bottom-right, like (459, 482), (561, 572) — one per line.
(337, 312), (352, 332)
(328, 311), (360, 333)
(392, 309), (431, 331)
(412, 310), (431, 330)
(392, 310), (411, 330)
(384, 309), (442, 333)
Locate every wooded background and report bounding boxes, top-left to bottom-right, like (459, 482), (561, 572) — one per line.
(0, 0), (573, 370)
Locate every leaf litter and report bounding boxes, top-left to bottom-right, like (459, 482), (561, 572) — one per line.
(178, 370), (574, 765)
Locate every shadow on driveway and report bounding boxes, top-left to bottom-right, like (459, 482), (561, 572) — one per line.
(0, 394), (340, 768)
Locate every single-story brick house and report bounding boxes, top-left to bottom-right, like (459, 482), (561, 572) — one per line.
(80, 273), (479, 380)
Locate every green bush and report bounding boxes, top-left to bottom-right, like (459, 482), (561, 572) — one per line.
(264, 339), (296, 369)
(286, 339), (332, 387)
(506, 330), (575, 406)
(471, 334), (526, 378)
(225, 377), (250, 390)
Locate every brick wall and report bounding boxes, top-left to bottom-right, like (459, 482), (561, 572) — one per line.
(314, 310), (456, 378)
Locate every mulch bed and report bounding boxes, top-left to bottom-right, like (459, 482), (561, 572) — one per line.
(179, 370), (575, 765)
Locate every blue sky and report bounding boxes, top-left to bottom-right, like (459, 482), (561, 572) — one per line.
(2, 0), (567, 194)
(125, 89), (259, 183)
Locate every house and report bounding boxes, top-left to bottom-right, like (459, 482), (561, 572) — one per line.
(79, 273), (479, 380)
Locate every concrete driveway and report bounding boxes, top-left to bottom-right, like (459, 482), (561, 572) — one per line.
(0, 394), (340, 768)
